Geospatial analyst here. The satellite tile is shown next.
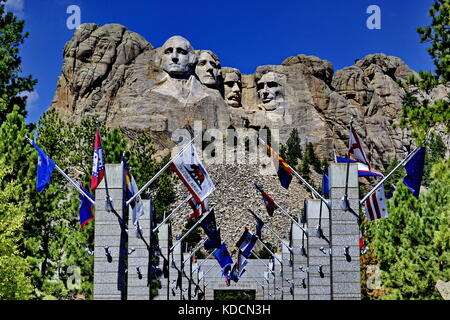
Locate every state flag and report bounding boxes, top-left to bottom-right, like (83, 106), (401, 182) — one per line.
(403, 148), (426, 198)
(264, 144), (293, 189)
(335, 156), (383, 178)
(248, 208), (265, 239)
(363, 184), (388, 221)
(200, 209), (221, 250)
(236, 227), (258, 259)
(123, 155), (144, 226)
(31, 141), (56, 192)
(79, 186), (95, 227)
(91, 128), (105, 191)
(349, 128), (371, 168)
(254, 183), (277, 216)
(188, 197), (210, 220)
(170, 142), (215, 202)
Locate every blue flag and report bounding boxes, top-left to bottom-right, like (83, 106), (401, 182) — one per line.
(79, 187), (95, 227)
(31, 141), (56, 192)
(322, 174), (329, 196)
(213, 242), (233, 272)
(403, 148), (426, 198)
(200, 209), (222, 249)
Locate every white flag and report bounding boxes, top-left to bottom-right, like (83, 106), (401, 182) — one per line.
(364, 184), (388, 221)
(170, 142), (215, 202)
(129, 174), (144, 226)
(349, 128), (370, 167)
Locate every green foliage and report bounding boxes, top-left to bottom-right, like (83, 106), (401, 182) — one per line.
(400, 91), (450, 146)
(0, 159), (33, 299)
(214, 289), (255, 300)
(284, 128), (302, 166)
(400, 1), (450, 145)
(417, 0), (450, 82)
(366, 159), (450, 299)
(422, 134), (447, 186)
(0, 1), (37, 123)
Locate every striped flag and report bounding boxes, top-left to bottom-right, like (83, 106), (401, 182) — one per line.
(349, 128), (371, 168)
(264, 143), (293, 189)
(363, 184), (388, 221)
(254, 183), (277, 216)
(91, 128), (105, 191)
(188, 197), (210, 220)
(123, 156), (144, 226)
(335, 156), (383, 178)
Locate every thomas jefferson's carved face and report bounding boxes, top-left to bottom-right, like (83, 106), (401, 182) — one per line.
(257, 72), (284, 110)
(195, 51), (220, 87)
(161, 36), (195, 77)
(223, 72), (241, 108)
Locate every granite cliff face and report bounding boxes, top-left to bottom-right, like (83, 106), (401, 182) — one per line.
(51, 23), (449, 249)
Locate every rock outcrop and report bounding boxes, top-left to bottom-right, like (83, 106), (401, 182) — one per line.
(50, 24), (450, 249)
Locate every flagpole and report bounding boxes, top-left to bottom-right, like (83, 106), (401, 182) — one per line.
(95, 123), (114, 211)
(182, 237), (208, 265)
(250, 250), (274, 275)
(258, 137), (330, 210)
(268, 198), (308, 236)
(245, 209), (293, 253)
(360, 147), (420, 204)
(169, 208), (213, 252)
(343, 116), (355, 206)
(25, 136), (95, 205)
(126, 138), (195, 206)
(153, 195), (192, 233)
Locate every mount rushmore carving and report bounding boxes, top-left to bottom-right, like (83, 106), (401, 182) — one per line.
(52, 23), (450, 169)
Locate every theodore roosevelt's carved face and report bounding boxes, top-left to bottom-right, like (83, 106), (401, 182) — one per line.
(161, 36), (196, 77)
(195, 51), (220, 88)
(257, 72), (284, 110)
(223, 71), (241, 108)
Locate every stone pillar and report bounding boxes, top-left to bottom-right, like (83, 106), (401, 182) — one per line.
(291, 219), (308, 300)
(273, 253), (282, 300)
(306, 199), (331, 300)
(329, 163), (361, 300)
(281, 240), (293, 300)
(170, 241), (183, 300)
(127, 200), (150, 300)
(94, 164), (125, 300)
(154, 223), (170, 300)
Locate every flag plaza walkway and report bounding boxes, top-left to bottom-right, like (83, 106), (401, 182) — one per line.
(93, 163), (361, 300)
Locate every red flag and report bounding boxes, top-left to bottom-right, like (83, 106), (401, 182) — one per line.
(349, 128), (371, 169)
(254, 183), (277, 216)
(363, 184), (388, 221)
(188, 197), (209, 220)
(91, 128), (105, 191)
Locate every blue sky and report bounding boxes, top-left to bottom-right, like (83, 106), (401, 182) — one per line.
(7, 0), (436, 124)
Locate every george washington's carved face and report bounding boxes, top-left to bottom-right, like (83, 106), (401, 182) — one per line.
(195, 51), (220, 87)
(223, 71), (241, 108)
(257, 72), (284, 110)
(161, 36), (196, 77)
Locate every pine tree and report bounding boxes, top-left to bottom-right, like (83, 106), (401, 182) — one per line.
(0, 159), (33, 299)
(367, 159), (449, 299)
(0, 1), (37, 123)
(417, 0), (450, 82)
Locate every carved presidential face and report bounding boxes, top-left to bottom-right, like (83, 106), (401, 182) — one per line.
(161, 36), (196, 77)
(257, 72), (284, 111)
(223, 71), (241, 108)
(195, 51), (220, 87)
